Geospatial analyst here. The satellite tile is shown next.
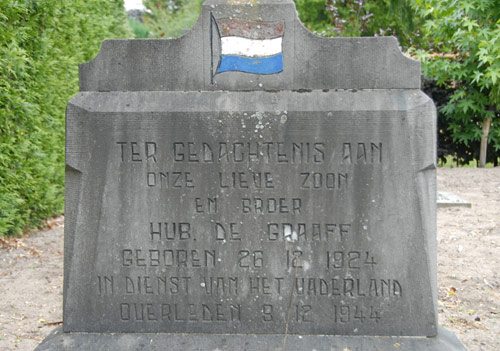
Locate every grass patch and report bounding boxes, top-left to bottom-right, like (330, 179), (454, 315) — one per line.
(438, 155), (498, 168)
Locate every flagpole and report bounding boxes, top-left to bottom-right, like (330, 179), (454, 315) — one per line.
(210, 12), (214, 85)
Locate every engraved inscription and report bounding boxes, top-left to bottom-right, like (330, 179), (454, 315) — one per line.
(120, 303), (241, 322)
(215, 223), (242, 241)
(97, 276), (114, 296)
(333, 305), (381, 324)
(342, 142), (382, 164)
(269, 223), (351, 242)
(241, 197), (301, 214)
(300, 172), (348, 189)
(250, 277), (284, 295)
(195, 197), (218, 213)
(149, 222), (192, 240)
(146, 171), (194, 188)
(124, 276), (191, 295)
(219, 172), (274, 189)
(326, 251), (377, 269)
(122, 249), (216, 268)
(200, 277), (239, 296)
(117, 141), (157, 162)
(103, 132), (393, 333)
(172, 142), (326, 164)
(294, 278), (402, 297)
(262, 304), (273, 322)
(295, 304), (313, 323)
(238, 250), (264, 268)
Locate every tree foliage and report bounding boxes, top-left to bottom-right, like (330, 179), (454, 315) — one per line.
(410, 0), (500, 163)
(0, 0), (131, 235)
(129, 18), (150, 38)
(295, 0), (423, 48)
(142, 0), (204, 38)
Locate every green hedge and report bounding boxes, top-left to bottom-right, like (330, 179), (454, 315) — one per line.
(0, 0), (131, 235)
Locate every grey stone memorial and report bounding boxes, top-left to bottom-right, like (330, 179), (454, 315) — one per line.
(37, 0), (465, 349)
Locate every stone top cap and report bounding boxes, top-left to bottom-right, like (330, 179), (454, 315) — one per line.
(79, 0), (420, 91)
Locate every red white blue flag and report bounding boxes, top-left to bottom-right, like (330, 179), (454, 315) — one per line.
(211, 16), (284, 76)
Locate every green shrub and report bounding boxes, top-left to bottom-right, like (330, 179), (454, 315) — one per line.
(410, 0), (500, 164)
(0, 0), (131, 236)
(142, 0), (204, 38)
(295, 0), (424, 49)
(129, 18), (150, 38)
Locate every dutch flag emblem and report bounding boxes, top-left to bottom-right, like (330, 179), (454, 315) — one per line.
(211, 15), (284, 77)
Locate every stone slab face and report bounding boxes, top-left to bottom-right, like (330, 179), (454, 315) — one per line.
(437, 190), (471, 208)
(38, 326), (465, 351)
(49, 0), (464, 348)
(64, 89), (438, 336)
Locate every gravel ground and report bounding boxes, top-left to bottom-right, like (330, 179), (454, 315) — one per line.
(0, 167), (498, 351)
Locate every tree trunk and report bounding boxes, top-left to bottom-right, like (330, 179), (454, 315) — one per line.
(479, 116), (491, 168)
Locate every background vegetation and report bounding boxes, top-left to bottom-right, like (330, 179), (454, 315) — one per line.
(411, 0), (500, 167)
(295, 0), (423, 48)
(0, 0), (131, 235)
(141, 0), (203, 38)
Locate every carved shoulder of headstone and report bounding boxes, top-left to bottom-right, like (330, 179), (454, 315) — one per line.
(80, 0), (420, 92)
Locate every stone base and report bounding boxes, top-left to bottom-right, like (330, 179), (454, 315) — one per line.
(36, 327), (465, 351)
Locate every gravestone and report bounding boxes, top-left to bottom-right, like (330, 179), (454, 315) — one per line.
(37, 0), (465, 349)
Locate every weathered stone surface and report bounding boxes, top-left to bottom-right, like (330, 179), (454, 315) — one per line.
(36, 0), (466, 349)
(437, 190), (471, 208)
(63, 89), (437, 336)
(37, 326), (465, 351)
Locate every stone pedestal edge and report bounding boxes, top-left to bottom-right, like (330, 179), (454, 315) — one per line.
(36, 326), (465, 351)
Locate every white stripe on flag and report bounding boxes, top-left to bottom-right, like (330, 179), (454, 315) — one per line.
(220, 37), (282, 58)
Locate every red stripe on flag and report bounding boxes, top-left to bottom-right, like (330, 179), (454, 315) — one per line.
(216, 18), (284, 40)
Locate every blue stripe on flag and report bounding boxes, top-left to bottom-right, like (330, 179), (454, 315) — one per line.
(217, 53), (283, 75)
